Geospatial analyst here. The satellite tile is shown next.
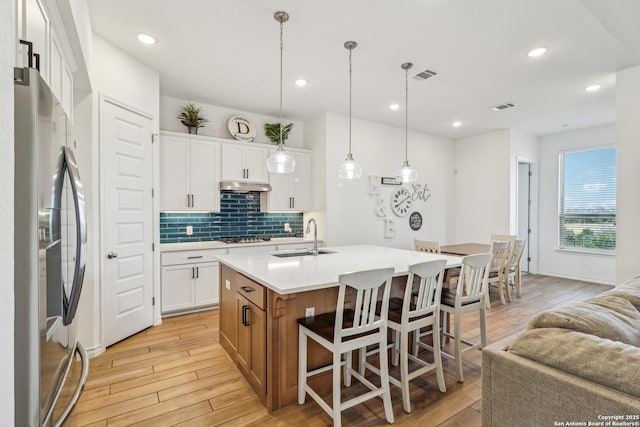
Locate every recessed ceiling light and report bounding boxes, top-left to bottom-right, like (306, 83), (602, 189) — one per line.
(389, 103), (400, 111)
(452, 121), (462, 128)
(137, 34), (156, 45)
(527, 47), (548, 57)
(294, 79), (307, 87)
(585, 84), (601, 92)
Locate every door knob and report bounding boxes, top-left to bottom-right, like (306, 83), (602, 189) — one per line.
(107, 251), (118, 259)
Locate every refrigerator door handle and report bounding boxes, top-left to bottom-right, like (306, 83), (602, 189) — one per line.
(53, 147), (88, 325)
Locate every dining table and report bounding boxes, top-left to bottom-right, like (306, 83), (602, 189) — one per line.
(440, 242), (490, 256)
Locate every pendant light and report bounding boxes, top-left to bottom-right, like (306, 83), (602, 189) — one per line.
(337, 41), (363, 180)
(266, 11), (296, 174)
(396, 62), (418, 183)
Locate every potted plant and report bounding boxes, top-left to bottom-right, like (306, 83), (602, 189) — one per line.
(264, 122), (293, 144)
(178, 102), (208, 134)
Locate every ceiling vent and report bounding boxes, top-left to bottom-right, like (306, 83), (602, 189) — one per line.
(490, 102), (516, 111)
(413, 69), (438, 81)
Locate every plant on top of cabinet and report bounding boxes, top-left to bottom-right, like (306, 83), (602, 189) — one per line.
(264, 122), (293, 144)
(178, 102), (209, 134)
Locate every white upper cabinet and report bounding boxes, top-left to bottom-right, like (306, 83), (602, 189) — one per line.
(22, 0), (50, 83)
(221, 144), (268, 183)
(49, 29), (73, 117)
(268, 150), (312, 212)
(160, 133), (220, 212)
(18, 0), (74, 118)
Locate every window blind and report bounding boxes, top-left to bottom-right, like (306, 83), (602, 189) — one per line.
(559, 147), (616, 251)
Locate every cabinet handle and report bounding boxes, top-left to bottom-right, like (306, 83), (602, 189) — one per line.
(241, 305), (250, 326)
(196, 266), (199, 278)
(187, 194), (190, 208)
(187, 255), (203, 259)
(240, 286), (254, 293)
(191, 194), (195, 207)
(192, 267), (195, 279)
(245, 169), (249, 180)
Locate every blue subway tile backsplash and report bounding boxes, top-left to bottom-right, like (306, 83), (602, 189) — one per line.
(160, 192), (304, 243)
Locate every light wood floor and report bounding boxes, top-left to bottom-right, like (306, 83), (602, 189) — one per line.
(66, 274), (610, 426)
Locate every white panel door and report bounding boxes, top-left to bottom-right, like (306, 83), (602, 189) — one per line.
(159, 135), (189, 211)
(102, 99), (154, 347)
(190, 139), (220, 211)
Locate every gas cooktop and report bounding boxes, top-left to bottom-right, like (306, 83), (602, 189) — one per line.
(220, 236), (272, 244)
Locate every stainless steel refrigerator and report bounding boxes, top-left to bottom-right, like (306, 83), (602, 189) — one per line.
(14, 67), (89, 426)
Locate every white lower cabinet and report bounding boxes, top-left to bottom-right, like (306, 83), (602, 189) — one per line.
(161, 249), (225, 315)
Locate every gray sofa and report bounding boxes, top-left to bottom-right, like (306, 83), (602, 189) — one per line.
(482, 278), (640, 426)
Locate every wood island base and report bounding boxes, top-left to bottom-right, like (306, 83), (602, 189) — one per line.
(219, 264), (345, 411)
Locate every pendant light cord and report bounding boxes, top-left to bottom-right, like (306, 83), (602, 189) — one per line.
(404, 65), (409, 164)
(348, 46), (353, 158)
(278, 19), (284, 150)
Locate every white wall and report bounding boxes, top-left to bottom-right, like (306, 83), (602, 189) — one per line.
(616, 65), (640, 284)
(160, 95), (305, 148)
(303, 114), (328, 241)
(324, 113), (455, 249)
(454, 129), (511, 242)
(76, 34), (160, 355)
(0, 0), (14, 421)
(538, 123), (616, 285)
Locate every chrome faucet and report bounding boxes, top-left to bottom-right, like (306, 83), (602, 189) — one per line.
(305, 218), (318, 256)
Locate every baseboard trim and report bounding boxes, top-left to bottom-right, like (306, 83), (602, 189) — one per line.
(535, 270), (615, 287)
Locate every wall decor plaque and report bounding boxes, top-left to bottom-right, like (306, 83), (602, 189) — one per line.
(228, 116), (256, 142)
(409, 211), (423, 231)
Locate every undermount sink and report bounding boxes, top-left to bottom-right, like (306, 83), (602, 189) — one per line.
(271, 249), (335, 258)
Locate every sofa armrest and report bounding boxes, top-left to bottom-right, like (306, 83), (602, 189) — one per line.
(482, 342), (640, 427)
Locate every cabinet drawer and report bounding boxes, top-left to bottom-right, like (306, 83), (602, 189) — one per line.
(162, 249), (227, 266)
(235, 274), (266, 310)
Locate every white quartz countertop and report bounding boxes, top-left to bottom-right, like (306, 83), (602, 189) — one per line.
(160, 237), (315, 252)
(217, 244), (463, 295)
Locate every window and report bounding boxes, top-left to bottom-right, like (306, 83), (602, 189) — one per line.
(559, 147), (616, 252)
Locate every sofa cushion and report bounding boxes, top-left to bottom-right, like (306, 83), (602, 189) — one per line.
(605, 279), (640, 311)
(508, 328), (640, 398)
(527, 296), (640, 346)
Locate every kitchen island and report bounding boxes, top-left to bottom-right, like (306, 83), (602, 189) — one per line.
(216, 244), (462, 411)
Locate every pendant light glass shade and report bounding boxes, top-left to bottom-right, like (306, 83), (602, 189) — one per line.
(267, 145), (296, 173)
(395, 62), (418, 183)
(396, 161), (418, 183)
(338, 154), (363, 180)
(338, 41), (362, 180)
(266, 11), (295, 174)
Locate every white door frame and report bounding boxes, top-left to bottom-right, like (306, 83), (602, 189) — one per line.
(98, 94), (160, 352)
(515, 156), (538, 274)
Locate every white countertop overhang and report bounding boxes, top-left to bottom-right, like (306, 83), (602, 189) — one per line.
(217, 244), (463, 295)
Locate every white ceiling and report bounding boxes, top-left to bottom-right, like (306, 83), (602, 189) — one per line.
(87, 0), (640, 139)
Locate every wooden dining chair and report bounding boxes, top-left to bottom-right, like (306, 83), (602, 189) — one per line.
(297, 267), (395, 427)
(363, 260), (447, 413)
(505, 239), (526, 301)
(414, 239), (441, 254)
(439, 253), (493, 382)
(486, 240), (512, 308)
(490, 234), (516, 244)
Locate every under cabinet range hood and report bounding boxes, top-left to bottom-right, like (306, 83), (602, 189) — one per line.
(220, 181), (272, 192)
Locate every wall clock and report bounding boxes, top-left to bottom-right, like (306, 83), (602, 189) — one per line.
(390, 187), (412, 217)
